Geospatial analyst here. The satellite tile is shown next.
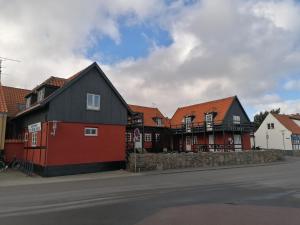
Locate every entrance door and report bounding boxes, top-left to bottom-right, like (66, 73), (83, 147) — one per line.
(209, 134), (214, 152)
(234, 134), (242, 151)
(186, 136), (192, 151)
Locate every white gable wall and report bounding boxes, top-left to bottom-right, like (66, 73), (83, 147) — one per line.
(292, 119), (300, 127)
(255, 114), (293, 150)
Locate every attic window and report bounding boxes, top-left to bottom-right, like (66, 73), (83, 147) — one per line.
(87, 93), (101, 111)
(26, 97), (31, 109)
(37, 88), (45, 102)
(233, 115), (241, 124)
(156, 118), (162, 127)
(267, 123), (274, 129)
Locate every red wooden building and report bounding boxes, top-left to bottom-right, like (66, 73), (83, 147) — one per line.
(126, 105), (171, 152)
(2, 62), (131, 176)
(170, 96), (253, 152)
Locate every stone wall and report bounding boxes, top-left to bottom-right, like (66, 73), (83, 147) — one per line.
(127, 150), (285, 172)
(280, 150), (300, 157)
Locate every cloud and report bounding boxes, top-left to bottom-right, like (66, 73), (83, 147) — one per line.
(1, 0), (300, 118)
(105, 0), (300, 116)
(284, 79), (300, 91)
(0, 0), (166, 87)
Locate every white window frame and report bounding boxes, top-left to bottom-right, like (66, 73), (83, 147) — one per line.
(37, 88), (45, 102)
(31, 132), (37, 147)
(155, 133), (160, 142)
(156, 118), (162, 127)
(84, 128), (98, 136)
(193, 136), (197, 144)
(24, 132), (28, 142)
(233, 115), (241, 124)
(126, 132), (132, 142)
(206, 113), (213, 131)
(86, 93), (101, 111)
(26, 97), (31, 109)
(145, 133), (152, 142)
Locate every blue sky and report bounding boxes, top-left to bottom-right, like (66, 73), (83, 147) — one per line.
(1, 0), (300, 118)
(87, 22), (173, 64)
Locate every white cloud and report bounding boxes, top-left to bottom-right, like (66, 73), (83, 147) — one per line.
(284, 79), (300, 91)
(1, 0), (300, 118)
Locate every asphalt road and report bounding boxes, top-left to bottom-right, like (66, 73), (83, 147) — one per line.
(1, 157), (300, 225)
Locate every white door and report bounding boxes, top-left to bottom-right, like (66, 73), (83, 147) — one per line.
(234, 134), (242, 151)
(209, 135), (214, 152)
(186, 136), (192, 151)
(134, 134), (143, 149)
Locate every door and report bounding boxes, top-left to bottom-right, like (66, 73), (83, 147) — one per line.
(209, 134), (214, 152)
(234, 134), (242, 151)
(186, 136), (192, 151)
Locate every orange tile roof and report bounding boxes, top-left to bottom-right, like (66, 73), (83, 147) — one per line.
(272, 113), (300, 135)
(129, 104), (169, 127)
(27, 76), (67, 96)
(171, 96), (235, 126)
(0, 85), (8, 113)
(1, 85), (30, 116)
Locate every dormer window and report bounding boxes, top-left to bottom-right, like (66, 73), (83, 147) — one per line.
(37, 88), (45, 102)
(233, 115), (241, 124)
(205, 113), (213, 131)
(156, 118), (162, 127)
(185, 116), (192, 132)
(26, 97), (31, 109)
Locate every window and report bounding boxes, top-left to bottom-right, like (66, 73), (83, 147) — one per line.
(206, 113), (213, 131)
(193, 136), (197, 144)
(31, 132), (37, 147)
(233, 115), (241, 124)
(267, 123), (275, 130)
(155, 133), (160, 142)
(37, 88), (45, 102)
(206, 114), (213, 122)
(185, 116), (192, 132)
(145, 133), (152, 142)
(86, 93), (101, 110)
(84, 128), (98, 136)
(24, 132), (28, 142)
(126, 132), (132, 142)
(156, 118), (162, 127)
(26, 97), (31, 109)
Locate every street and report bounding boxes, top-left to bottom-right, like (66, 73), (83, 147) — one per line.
(1, 157), (300, 225)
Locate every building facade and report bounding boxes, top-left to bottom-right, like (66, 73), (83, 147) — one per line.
(255, 113), (300, 150)
(126, 105), (171, 152)
(4, 62), (131, 176)
(170, 96), (253, 152)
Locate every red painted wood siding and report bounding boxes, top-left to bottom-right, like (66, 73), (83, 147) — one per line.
(46, 122), (125, 166)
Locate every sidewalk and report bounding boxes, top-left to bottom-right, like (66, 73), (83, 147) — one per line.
(0, 159), (292, 187)
(0, 169), (140, 187)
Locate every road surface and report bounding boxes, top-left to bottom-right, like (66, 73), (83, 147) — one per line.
(1, 157), (300, 225)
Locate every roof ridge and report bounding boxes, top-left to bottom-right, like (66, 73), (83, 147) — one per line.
(177, 96), (235, 110)
(2, 85), (31, 91)
(129, 104), (159, 110)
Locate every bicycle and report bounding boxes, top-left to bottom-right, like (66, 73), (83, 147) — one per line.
(0, 156), (8, 172)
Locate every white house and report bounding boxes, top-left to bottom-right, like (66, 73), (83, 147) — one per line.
(255, 113), (300, 150)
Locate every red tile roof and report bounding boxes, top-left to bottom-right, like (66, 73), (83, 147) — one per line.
(1, 86), (30, 116)
(0, 85), (8, 113)
(129, 104), (170, 127)
(26, 76), (67, 97)
(272, 113), (300, 135)
(171, 96), (235, 126)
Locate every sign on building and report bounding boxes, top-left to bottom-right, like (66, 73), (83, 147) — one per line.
(28, 122), (41, 133)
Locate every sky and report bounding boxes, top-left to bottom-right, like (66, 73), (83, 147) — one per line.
(0, 0), (300, 119)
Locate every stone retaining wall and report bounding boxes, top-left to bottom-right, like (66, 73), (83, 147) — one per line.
(280, 150), (300, 157)
(127, 150), (284, 172)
